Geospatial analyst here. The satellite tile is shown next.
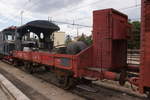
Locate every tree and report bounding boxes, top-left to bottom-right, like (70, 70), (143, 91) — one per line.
(128, 21), (141, 49)
(77, 33), (86, 42)
(77, 34), (92, 45)
(65, 35), (72, 45)
(84, 35), (92, 45)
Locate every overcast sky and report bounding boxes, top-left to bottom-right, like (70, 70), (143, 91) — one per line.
(0, 0), (141, 36)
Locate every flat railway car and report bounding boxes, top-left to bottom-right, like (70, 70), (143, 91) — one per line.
(12, 9), (135, 89)
(0, 0), (150, 99)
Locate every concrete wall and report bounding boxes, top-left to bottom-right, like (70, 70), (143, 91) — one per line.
(54, 31), (65, 46)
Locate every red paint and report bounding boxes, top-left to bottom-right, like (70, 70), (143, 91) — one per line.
(12, 9), (129, 88)
(127, 65), (139, 72)
(93, 9), (128, 71)
(139, 0), (150, 93)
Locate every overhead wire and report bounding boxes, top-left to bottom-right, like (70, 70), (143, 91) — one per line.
(1, 0), (141, 29)
(0, 0), (27, 23)
(51, 0), (110, 17)
(130, 18), (140, 21)
(52, 20), (92, 28)
(118, 4), (141, 11)
(17, 0), (98, 28)
(22, 2), (142, 27)
(1, 0), (42, 24)
(49, 0), (111, 28)
(75, 3), (141, 22)
(135, 0), (138, 7)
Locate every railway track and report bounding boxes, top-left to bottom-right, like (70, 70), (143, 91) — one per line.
(33, 72), (146, 100)
(0, 61), (146, 100)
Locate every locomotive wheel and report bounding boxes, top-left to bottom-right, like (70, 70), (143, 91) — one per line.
(57, 74), (74, 90)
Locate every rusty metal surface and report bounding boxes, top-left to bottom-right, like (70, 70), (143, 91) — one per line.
(93, 9), (128, 71)
(12, 9), (130, 82)
(13, 51), (74, 70)
(139, 0), (150, 93)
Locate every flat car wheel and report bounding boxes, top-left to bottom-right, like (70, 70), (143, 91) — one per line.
(57, 75), (74, 90)
(24, 62), (33, 74)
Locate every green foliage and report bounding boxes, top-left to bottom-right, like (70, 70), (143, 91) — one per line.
(77, 34), (86, 42)
(85, 35), (92, 45)
(128, 21), (141, 49)
(77, 34), (92, 45)
(65, 35), (72, 45)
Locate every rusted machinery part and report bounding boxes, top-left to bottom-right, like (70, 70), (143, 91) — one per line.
(99, 70), (127, 86)
(119, 69), (127, 86)
(55, 70), (75, 89)
(24, 62), (33, 74)
(0, 55), (4, 60)
(101, 71), (120, 81)
(57, 75), (75, 90)
(24, 62), (39, 74)
(83, 77), (98, 82)
(54, 47), (67, 54)
(127, 65), (139, 72)
(13, 59), (22, 67)
(145, 91), (150, 100)
(147, 93), (150, 100)
(78, 78), (92, 85)
(56, 74), (75, 89)
(66, 41), (88, 54)
(128, 77), (140, 86)
(44, 66), (52, 71)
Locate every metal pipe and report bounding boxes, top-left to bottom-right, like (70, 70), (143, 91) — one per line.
(127, 65), (139, 72)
